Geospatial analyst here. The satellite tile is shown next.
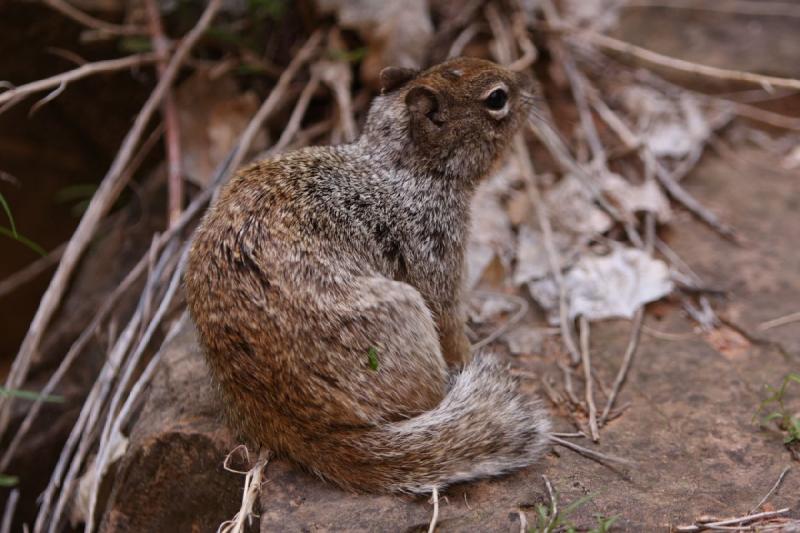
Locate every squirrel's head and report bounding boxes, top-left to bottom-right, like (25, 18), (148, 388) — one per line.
(364, 57), (535, 185)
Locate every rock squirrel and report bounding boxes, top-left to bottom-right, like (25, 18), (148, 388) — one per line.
(185, 57), (551, 493)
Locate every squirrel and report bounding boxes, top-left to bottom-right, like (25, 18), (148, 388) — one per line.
(184, 57), (551, 494)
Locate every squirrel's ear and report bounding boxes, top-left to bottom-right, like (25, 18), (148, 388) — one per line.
(405, 86), (443, 127)
(380, 67), (418, 93)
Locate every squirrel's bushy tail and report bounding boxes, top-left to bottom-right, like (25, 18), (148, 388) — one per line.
(307, 355), (552, 494)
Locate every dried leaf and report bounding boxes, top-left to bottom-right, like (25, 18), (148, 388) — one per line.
(564, 247), (673, 320)
(176, 70), (264, 188)
(466, 163), (516, 289)
(600, 172), (672, 222)
(546, 173), (612, 235)
(620, 86), (709, 158)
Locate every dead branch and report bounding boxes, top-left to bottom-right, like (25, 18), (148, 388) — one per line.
(568, 27), (800, 91)
(675, 508), (790, 532)
(0, 53), (159, 109)
(42, 0), (147, 36)
(271, 72), (321, 154)
(757, 311), (800, 331)
(1, 489), (19, 533)
(550, 435), (633, 468)
(750, 466), (790, 515)
(624, 0), (800, 18)
(515, 136), (582, 365)
(542, 475), (557, 532)
(0, 241), (65, 298)
(0, 0), (223, 441)
(144, 0), (183, 226)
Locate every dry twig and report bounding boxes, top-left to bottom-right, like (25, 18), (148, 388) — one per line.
(0, 53), (159, 109)
(757, 311), (800, 332)
(675, 508), (790, 532)
(579, 316), (599, 441)
(144, 0), (183, 226)
(568, 27), (800, 91)
(1, 489), (19, 533)
(749, 466), (790, 515)
(218, 447), (271, 533)
(428, 486), (440, 533)
(41, 0), (147, 36)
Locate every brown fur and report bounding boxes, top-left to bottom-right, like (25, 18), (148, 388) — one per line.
(184, 58), (550, 493)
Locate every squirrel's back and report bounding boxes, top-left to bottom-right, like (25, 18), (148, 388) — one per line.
(185, 57), (551, 493)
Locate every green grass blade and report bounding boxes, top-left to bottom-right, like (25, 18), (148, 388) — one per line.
(0, 226), (47, 256)
(0, 386), (64, 403)
(0, 474), (19, 487)
(0, 191), (17, 236)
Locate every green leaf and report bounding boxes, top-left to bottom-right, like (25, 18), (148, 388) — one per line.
(0, 226), (46, 256)
(763, 412), (785, 423)
(0, 191), (16, 236)
(327, 47), (368, 63)
(367, 347), (379, 371)
(0, 474), (19, 487)
(0, 386), (64, 403)
(119, 36), (153, 54)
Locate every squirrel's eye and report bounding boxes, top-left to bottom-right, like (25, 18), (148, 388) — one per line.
(484, 88), (508, 110)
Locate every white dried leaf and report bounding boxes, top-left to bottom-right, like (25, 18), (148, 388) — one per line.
(620, 86), (709, 158)
(176, 70), (264, 187)
(315, 0), (432, 85)
(545, 174), (612, 235)
(513, 225), (580, 286)
(600, 172), (672, 222)
(526, 276), (560, 324)
(564, 247), (673, 320)
(469, 293), (518, 324)
(466, 163), (516, 289)
(504, 325), (548, 356)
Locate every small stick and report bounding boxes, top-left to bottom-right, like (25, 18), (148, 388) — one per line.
(550, 435), (632, 467)
(600, 307), (644, 425)
(517, 510), (527, 533)
(0, 241), (65, 298)
(41, 0), (146, 36)
(1, 489), (19, 533)
(542, 475), (557, 532)
(568, 27), (800, 91)
(749, 466), (790, 515)
(557, 361), (580, 406)
(428, 486), (440, 533)
(271, 72), (321, 154)
(0, 53), (159, 108)
(757, 311), (800, 331)
(515, 136), (582, 365)
(218, 448), (271, 533)
(144, 0), (183, 226)
(448, 22), (481, 59)
(674, 508), (790, 532)
(624, 0), (800, 18)
(552, 431), (586, 439)
(579, 316), (599, 441)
